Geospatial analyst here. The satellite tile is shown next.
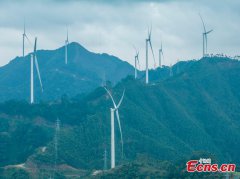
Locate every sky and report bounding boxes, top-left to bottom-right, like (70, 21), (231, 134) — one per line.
(0, 0), (239, 69)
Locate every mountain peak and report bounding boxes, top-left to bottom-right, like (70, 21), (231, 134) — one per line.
(0, 42), (134, 102)
(58, 41), (89, 54)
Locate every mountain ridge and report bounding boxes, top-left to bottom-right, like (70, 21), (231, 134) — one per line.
(1, 52), (240, 177)
(0, 42), (135, 102)
(0, 57), (239, 169)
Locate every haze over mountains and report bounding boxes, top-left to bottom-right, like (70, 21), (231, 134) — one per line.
(0, 52), (240, 177)
(0, 41), (197, 103)
(0, 42), (134, 102)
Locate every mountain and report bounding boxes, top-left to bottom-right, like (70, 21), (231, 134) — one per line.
(0, 42), (134, 102)
(0, 57), (240, 178)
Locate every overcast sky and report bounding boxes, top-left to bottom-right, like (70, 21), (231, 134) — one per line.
(0, 0), (239, 68)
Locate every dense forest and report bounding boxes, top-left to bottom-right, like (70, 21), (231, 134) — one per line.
(0, 57), (240, 178)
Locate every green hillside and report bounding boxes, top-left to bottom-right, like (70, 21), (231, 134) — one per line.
(0, 42), (134, 102)
(0, 57), (240, 178)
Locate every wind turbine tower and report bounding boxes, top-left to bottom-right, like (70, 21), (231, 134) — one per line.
(199, 13), (213, 57)
(22, 21), (30, 58)
(159, 42), (163, 68)
(145, 27), (156, 84)
(134, 49), (140, 79)
(110, 108), (115, 168)
(30, 37), (43, 104)
(104, 87), (125, 169)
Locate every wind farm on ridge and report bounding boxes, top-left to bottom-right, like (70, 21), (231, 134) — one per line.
(17, 12), (227, 172)
(0, 1), (240, 178)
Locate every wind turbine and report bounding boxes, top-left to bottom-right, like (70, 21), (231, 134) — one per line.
(134, 48), (140, 79)
(145, 26), (156, 84)
(65, 27), (69, 64)
(104, 87), (125, 169)
(159, 42), (163, 68)
(22, 21), (31, 58)
(30, 37), (43, 104)
(199, 13), (213, 57)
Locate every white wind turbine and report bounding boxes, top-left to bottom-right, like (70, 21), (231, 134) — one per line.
(159, 42), (163, 68)
(134, 48), (140, 79)
(145, 26), (156, 84)
(22, 21), (31, 58)
(65, 27), (69, 64)
(30, 37), (43, 104)
(199, 13), (213, 57)
(104, 87), (125, 169)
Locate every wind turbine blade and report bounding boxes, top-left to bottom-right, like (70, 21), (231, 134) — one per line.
(147, 27), (150, 39)
(34, 55), (43, 92)
(133, 45), (139, 62)
(104, 87), (124, 158)
(132, 45), (137, 53)
(115, 109), (123, 159)
(206, 29), (213, 34)
(104, 87), (117, 108)
(137, 54), (140, 69)
(116, 89), (125, 108)
(149, 40), (156, 67)
(34, 37), (37, 53)
(205, 34), (208, 54)
(33, 38), (43, 92)
(25, 34), (32, 45)
(162, 51), (164, 60)
(199, 13), (206, 33)
(149, 24), (152, 39)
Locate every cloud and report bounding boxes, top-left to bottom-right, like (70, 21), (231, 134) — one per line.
(0, 0), (239, 68)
